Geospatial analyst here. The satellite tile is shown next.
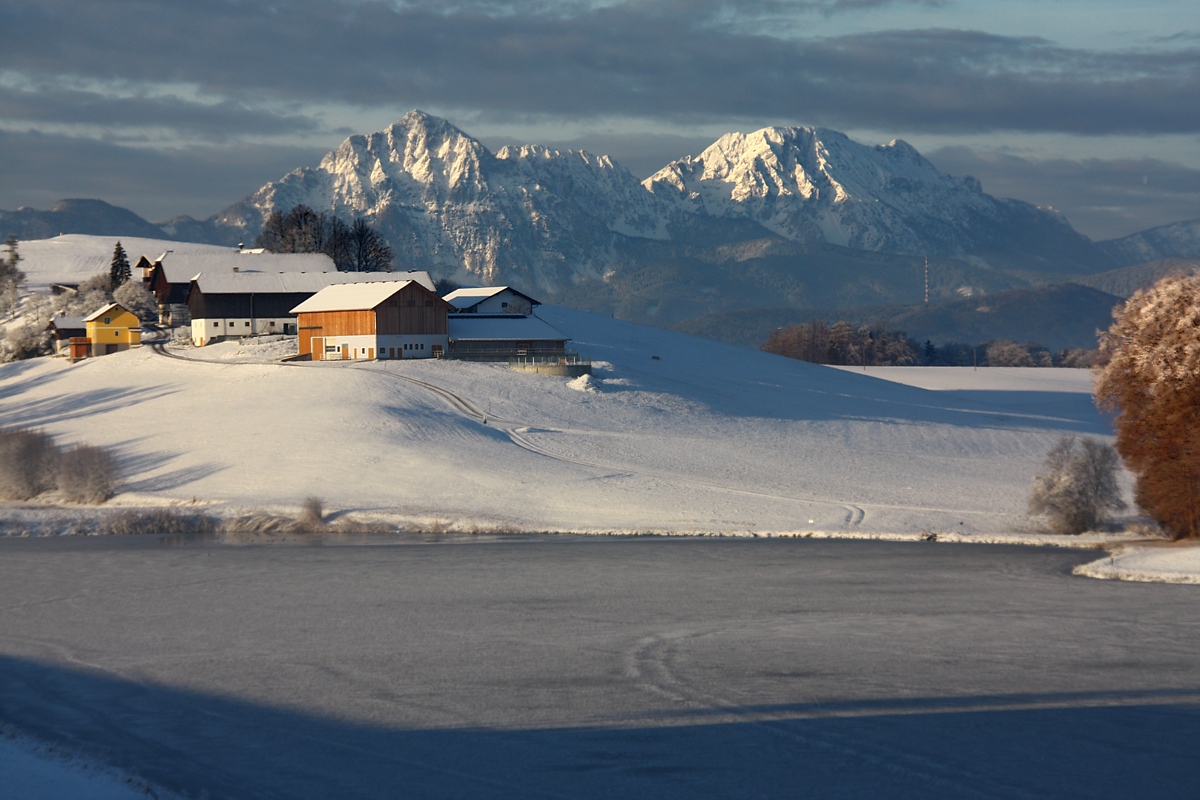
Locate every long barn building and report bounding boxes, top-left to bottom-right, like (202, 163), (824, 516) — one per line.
(291, 280), (452, 360)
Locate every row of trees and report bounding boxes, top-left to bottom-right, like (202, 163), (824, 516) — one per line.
(255, 204), (395, 272)
(761, 320), (1097, 368)
(761, 321), (921, 366)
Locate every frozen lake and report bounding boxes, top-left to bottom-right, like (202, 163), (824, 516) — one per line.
(1, 536), (1198, 798)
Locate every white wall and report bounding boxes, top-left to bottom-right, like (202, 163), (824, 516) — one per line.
(315, 334), (449, 360)
(191, 317), (298, 346)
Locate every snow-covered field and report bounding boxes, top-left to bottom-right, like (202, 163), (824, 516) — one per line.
(4, 298), (1192, 572)
(0, 730), (174, 800)
(12, 234), (232, 290)
(2, 237), (1194, 581)
(0, 306), (1119, 536)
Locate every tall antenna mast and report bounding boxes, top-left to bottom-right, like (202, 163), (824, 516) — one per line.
(924, 256), (929, 306)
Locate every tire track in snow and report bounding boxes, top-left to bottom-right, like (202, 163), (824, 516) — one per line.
(148, 348), (1017, 527)
(623, 629), (1052, 800)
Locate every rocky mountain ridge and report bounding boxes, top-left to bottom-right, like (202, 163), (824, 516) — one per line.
(6, 111), (1198, 325)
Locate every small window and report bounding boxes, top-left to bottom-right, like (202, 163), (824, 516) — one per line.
(214, 321), (219, 327)
(104, 317), (112, 324)
(245, 322), (250, 327)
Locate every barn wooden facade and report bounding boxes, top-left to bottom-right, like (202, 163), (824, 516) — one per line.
(292, 280), (452, 361)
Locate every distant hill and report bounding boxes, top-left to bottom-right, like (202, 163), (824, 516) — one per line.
(1099, 219), (1200, 267)
(1071, 258), (1200, 298)
(0, 199), (169, 241)
(673, 282), (1124, 352)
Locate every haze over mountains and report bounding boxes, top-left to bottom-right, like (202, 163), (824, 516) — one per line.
(4, 110), (1198, 341)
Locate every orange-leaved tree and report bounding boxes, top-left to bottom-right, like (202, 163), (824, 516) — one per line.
(1095, 273), (1200, 538)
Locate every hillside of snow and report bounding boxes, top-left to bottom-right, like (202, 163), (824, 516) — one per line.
(13, 234), (234, 290)
(0, 304), (1127, 539)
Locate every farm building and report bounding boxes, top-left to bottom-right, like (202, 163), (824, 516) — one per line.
(187, 269), (435, 346)
(145, 251), (336, 325)
(441, 286), (569, 358)
(83, 303), (141, 356)
(291, 280), (452, 360)
(46, 315), (86, 356)
(443, 286), (540, 315)
(447, 315), (568, 358)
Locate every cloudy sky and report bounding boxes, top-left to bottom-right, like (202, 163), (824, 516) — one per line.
(1, 0), (1197, 240)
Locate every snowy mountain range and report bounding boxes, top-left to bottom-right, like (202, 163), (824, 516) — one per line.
(6, 111), (1197, 321)
(185, 111), (1113, 289)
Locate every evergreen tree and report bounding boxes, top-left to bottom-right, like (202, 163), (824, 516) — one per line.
(109, 241), (131, 288)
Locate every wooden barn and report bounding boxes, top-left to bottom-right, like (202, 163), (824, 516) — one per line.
(291, 280), (453, 361)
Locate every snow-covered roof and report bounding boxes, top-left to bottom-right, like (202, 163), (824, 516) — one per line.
(448, 314), (567, 342)
(290, 280), (421, 313)
(192, 271), (372, 295)
(154, 252), (336, 283)
(82, 303), (130, 322)
(190, 269), (434, 296)
(443, 286), (540, 311)
(48, 316), (86, 330)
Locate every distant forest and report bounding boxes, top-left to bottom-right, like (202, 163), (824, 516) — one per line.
(761, 320), (1098, 368)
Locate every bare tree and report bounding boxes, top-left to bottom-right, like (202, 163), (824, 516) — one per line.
(1096, 273), (1200, 538)
(255, 205), (391, 271)
(59, 444), (118, 504)
(1029, 435), (1125, 534)
(348, 218), (394, 271)
(0, 429), (60, 500)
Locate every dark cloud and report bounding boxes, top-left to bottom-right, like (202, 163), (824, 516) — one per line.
(0, 130), (328, 221)
(0, 86), (321, 141)
(927, 147), (1200, 240)
(2, 0), (1196, 135)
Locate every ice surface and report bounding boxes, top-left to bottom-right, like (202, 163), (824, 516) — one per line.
(1, 537), (1197, 798)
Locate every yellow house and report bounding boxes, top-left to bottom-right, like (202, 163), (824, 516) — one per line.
(83, 303), (142, 356)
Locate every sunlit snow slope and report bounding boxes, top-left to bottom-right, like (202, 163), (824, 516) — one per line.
(0, 306), (1111, 534)
(14, 234), (233, 290)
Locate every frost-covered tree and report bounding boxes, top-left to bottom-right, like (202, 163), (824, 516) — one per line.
(1028, 435), (1125, 534)
(113, 279), (157, 322)
(1, 323), (51, 363)
(109, 241), (131, 288)
(0, 235), (23, 318)
(54, 274), (114, 318)
(1096, 273), (1200, 538)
